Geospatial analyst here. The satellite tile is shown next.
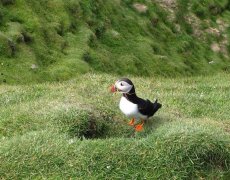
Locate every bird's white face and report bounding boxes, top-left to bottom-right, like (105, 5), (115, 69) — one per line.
(115, 80), (133, 93)
(112, 80), (133, 93)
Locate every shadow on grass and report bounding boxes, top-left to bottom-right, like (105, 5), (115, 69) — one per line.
(65, 108), (172, 140)
(127, 115), (173, 138)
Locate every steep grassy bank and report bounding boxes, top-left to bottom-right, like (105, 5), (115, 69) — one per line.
(0, 73), (230, 179)
(0, 0), (230, 83)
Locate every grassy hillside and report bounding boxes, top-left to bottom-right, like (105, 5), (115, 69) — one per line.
(0, 73), (230, 179)
(0, 0), (230, 83)
(1, 1), (230, 179)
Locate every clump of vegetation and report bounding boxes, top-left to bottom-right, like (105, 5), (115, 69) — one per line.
(0, 1), (230, 179)
(0, 0), (230, 84)
(0, 73), (230, 179)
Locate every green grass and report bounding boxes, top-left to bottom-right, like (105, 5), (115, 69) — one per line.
(0, 0), (230, 84)
(0, 1), (230, 178)
(0, 73), (230, 179)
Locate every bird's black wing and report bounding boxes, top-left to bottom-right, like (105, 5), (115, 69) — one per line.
(138, 98), (162, 117)
(137, 98), (153, 116)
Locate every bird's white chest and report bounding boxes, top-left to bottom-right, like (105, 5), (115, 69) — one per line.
(119, 96), (138, 118)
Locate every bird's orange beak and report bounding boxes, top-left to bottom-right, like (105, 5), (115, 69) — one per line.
(110, 84), (117, 93)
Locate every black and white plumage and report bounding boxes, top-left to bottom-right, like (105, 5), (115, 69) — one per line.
(111, 78), (162, 131)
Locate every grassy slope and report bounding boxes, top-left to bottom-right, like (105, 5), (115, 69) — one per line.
(0, 0), (230, 84)
(0, 73), (230, 179)
(0, 0), (230, 179)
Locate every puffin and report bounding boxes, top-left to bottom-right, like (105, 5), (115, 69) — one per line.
(110, 78), (162, 131)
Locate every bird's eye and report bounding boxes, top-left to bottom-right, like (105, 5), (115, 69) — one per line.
(120, 82), (123, 86)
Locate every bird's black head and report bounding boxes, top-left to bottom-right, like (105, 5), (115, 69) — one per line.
(111, 78), (135, 94)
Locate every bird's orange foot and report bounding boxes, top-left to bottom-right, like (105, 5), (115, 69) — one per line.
(128, 118), (135, 126)
(135, 123), (144, 132)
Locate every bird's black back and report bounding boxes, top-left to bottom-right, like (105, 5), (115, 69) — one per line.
(123, 93), (162, 118)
